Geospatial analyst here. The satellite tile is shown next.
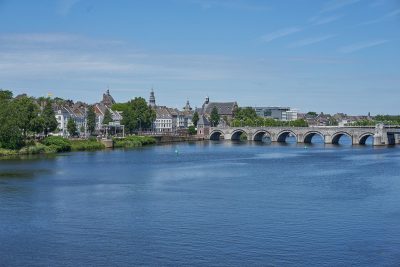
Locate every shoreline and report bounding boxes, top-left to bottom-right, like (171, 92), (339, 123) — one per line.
(0, 135), (204, 159)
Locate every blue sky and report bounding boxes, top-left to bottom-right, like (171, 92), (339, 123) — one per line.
(0, 0), (399, 114)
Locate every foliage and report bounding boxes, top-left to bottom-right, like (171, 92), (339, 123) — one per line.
(121, 97), (156, 133)
(103, 108), (113, 125)
(67, 119), (78, 137)
(113, 136), (156, 148)
(0, 94), (24, 149)
(188, 126), (197, 135)
(0, 148), (19, 156)
(350, 119), (376, 126)
(111, 103), (129, 113)
(42, 101), (58, 135)
(307, 111), (318, 116)
(192, 111), (199, 127)
(41, 136), (71, 152)
(210, 106), (220, 127)
(0, 90), (13, 100)
(239, 132), (248, 141)
(87, 106), (96, 135)
(234, 107), (258, 120)
(18, 143), (53, 155)
(70, 140), (105, 151)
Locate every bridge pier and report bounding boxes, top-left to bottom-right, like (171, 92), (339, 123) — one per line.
(324, 135), (332, 145)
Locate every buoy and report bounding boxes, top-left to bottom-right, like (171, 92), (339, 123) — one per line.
(304, 146), (308, 149)
(175, 149), (179, 155)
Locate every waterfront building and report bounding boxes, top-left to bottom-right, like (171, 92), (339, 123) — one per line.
(198, 96), (238, 126)
(197, 115), (210, 136)
(150, 90), (194, 132)
(94, 90), (122, 130)
(54, 104), (86, 137)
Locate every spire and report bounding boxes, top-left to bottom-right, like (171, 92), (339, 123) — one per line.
(149, 88), (156, 107)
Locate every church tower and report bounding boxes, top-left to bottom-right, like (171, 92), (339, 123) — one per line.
(149, 88), (156, 108)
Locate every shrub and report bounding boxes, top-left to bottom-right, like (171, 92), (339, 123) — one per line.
(70, 140), (105, 151)
(113, 136), (156, 148)
(19, 143), (48, 155)
(188, 126), (197, 135)
(41, 136), (71, 152)
(0, 148), (18, 156)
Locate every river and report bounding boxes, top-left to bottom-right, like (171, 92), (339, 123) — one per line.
(1, 140), (400, 266)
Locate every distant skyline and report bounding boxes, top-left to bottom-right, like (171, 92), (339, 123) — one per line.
(0, 0), (399, 114)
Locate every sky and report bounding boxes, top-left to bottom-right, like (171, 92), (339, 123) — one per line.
(0, 0), (399, 115)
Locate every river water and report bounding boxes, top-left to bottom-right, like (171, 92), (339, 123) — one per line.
(1, 140), (400, 266)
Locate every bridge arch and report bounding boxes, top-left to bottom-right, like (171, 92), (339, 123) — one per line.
(358, 132), (374, 145)
(277, 130), (297, 143)
(231, 129), (247, 141)
(252, 130), (272, 142)
(332, 131), (352, 145)
(303, 131), (324, 144)
(209, 130), (225, 141)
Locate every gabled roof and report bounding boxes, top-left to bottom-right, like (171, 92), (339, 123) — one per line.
(198, 115), (210, 126)
(203, 102), (237, 116)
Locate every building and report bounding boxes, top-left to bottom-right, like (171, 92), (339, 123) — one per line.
(199, 96), (238, 125)
(197, 115), (210, 136)
(254, 106), (298, 121)
(149, 90), (194, 132)
(54, 103), (86, 137)
(93, 90), (123, 131)
(153, 106), (174, 133)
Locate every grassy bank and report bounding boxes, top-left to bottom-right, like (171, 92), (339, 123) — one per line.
(113, 136), (156, 148)
(0, 136), (156, 157)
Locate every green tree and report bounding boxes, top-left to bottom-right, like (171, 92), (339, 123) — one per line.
(307, 111), (317, 116)
(0, 92), (24, 149)
(188, 125), (196, 135)
(13, 96), (40, 140)
(67, 119), (78, 137)
(87, 106), (96, 135)
(0, 89), (13, 100)
(235, 107), (258, 120)
(192, 111), (199, 127)
(103, 108), (113, 125)
(210, 106), (220, 127)
(121, 97), (156, 134)
(42, 101), (58, 136)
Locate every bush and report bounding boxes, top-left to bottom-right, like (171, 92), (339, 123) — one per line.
(41, 136), (71, 152)
(19, 143), (48, 155)
(0, 148), (18, 156)
(113, 136), (156, 148)
(70, 140), (105, 151)
(188, 126), (197, 135)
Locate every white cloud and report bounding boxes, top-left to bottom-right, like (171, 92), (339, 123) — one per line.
(309, 14), (342, 25)
(288, 35), (336, 48)
(357, 8), (400, 26)
(339, 39), (388, 53)
(261, 27), (302, 43)
(319, 0), (360, 13)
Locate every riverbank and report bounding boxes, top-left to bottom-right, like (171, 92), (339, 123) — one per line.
(0, 135), (203, 158)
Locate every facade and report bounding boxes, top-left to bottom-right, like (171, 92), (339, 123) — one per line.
(199, 96), (238, 125)
(54, 104), (86, 137)
(254, 106), (298, 121)
(94, 90), (122, 130)
(197, 115), (210, 136)
(149, 90), (194, 132)
(153, 106), (174, 132)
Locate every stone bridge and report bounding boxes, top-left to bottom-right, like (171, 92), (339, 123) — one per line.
(207, 125), (400, 146)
